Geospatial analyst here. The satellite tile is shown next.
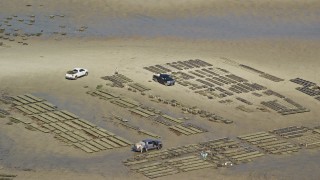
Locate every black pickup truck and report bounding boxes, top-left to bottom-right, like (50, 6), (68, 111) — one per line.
(152, 74), (175, 86)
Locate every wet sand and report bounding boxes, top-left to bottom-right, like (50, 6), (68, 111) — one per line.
(1, 1), (320, 180)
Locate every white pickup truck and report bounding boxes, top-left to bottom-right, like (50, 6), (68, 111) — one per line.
(132, 139), (162, 153)
(65, 68), (88, 80)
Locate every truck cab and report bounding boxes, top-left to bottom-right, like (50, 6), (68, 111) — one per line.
(153, 74), (175, 86)
(132, 139), (162, 152)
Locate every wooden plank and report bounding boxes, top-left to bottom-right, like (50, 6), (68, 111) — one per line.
(42, 101), (57, 109)
(148, 170), (179, 179)
(112, 99), (136, 108)
(59, 133), (78, 143)
(129, 83), (149, 92)
(201, 140), (227, 147)
(12, 100), (23, 106)
(261, 142), (292, 149)
(93, 91), (114, 99)
(146, 152), (169, 159)
(241, 134), (273, 141)
(47, 112), (66, 121)
(102, 137), (123, 147)
(114, 135), (132, 145)
(15, 106), (33, 114)
(37, 126), (50, 133)
(137, 165), (162, 172)
(134, 83), (150, 90)
(179, 162), (213, 170)
(28, 123), (50, 133)
(73, 131), (92, 141)
(50, 123), (68, 132)
(33, 103), (51, 112)
(65, 131), (85, 142)
(50, 112), (68, 121)
(29, 123), (39, 129)
(130, 160), (162, 171)
(78, 119), (97, 128)
(40, 114), (58, 123)
(238, 132), (268, 138)
(169, 126), (191, 135)
(130, 162), (162, 170)
(32, 115), (51, 124)
(135, 107), (155, 116)
(167, 156), (198, 163)
(210, 141), (239, 148)
(300, 136), (320, 143)
(100, 138), (120, 148)
(13, 96), (29, 104)
(93, 139), (113, 149)
(129, 108), (150, 117)
(187, 126), (203, 133)
(60, 110), (78, 119)
(21, 105), (40, 114)
(313, 129), (320, 134)
(227, 151), (254, 158)
(90, 128), (110, 137)
(30, 115), (48, 124)
(251, 138), (277, 144)
(72, 119), (92, 129)
(56, 122), (75, 132)
(231, 151), (261, 159)
(64, 120), (83, 130)
(39, 114), (57, 123)
(124, 159), (149, 166)
(143, 167), (172, 174)
(108, 136), (128, 146)
(246, 135), (277, 142)
(146, 150), (168, 156)
(96, 127), (115, 136)
(120, 97), (140, 107)
(144, 168), (177, 176)
(305, 141), (320, 148)
(34, 102), (54, 111)
(305, 139), (320, 144)
(239, 133), (271, 140)
(258, 140), (287, 147)
(73, 143), (94, 153)
(28, 104), (47, 113)
(110, 100), (128, 108)
(277, 129), (308, 137)
(98, 89), (119, 98)
(29, 123), (47, 132)
(178, 156), (203, 162)
(139, 129), (161, 138)
(224, 149), (248, 156)
(87, 140), (107, 150)
(54, 130), (62, 134)
(24, 94), (44, 102)
(235, 153), (264, 161)
(18, 95), (37, 103)
(81, 141), (100, 152)
(162, 114), (183, 124)
(174, 160), (206, 167)
(175, 125), (198, 134)
(82, 128), (102, 138)
(270, 146), (300, 154)
(42, 124), (56, 131)
(54, 111), (74, 120)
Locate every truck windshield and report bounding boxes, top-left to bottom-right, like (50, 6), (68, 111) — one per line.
(161, 75), (172, 80)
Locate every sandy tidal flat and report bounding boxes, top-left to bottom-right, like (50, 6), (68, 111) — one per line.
(0, 1), (320, 180)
